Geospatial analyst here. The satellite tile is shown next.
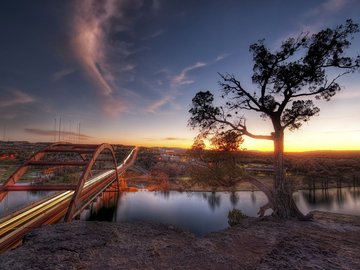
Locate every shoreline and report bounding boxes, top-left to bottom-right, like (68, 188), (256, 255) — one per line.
(137, 182), (360, 193)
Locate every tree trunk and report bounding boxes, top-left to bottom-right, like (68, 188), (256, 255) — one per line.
(272, 125), (304, 219)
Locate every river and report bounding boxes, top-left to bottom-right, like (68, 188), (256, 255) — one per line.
(1, 187), (359, 235)
(81, 186), (360, 236)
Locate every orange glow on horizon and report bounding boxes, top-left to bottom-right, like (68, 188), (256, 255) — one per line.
(47, 122), (360, 152)
(89, 134), (360, 152)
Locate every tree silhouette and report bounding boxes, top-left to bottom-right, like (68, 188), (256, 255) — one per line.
(189, 20), (360, 218)
(191, 136), (206, 151)
(211, 130), (244, 152)
(188, 132), (245, 190)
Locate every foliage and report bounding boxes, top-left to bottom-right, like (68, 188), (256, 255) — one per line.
(188, 131), (245, 189)
(228, 208), (248, 226)
(189, 19), (360, 139)
(188, 19), (360, 218)
(150, 170), (170, 190)
(134, 148), (159, 170)
(189, 150), (245, 189)
(191, 136), (206, 151)
(211, 130), (244, 152)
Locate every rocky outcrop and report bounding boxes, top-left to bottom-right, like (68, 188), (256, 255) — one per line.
(0, 211), (359, 269)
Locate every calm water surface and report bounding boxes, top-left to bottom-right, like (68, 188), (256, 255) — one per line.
(294, 187), (360, 216)
(114, 190), (269, 236)
(82, 187), (360, 236)
(1, 187), (359, 235)
(0, 189), (54, 218)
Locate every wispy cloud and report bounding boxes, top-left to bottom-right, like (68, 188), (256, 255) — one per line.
(0, 88), (52, 119)
(215, 53), (229, 62)
(25, 128), (91, 139)
(164, 137), (187, 141)
(146, 94), (173, 113)
(0, 88), (35, 108)
(146, 61), (208, 113)
(144, 137), (187, 141)
(154, 68), (170, 75)
(120, 64), (136, 72)
(52, 68), (76, 81)
(72, 0), (138, 116)
(275, 0), (351, 48)
(101, 97), (128, 117)
(171, 62), (207, 87)
(146, 50), (231, 114)
(306, 0), (350, 18)
(142, 29), (164, 40)
(72, 0), (117, 96)
(71, 0), (164, 117)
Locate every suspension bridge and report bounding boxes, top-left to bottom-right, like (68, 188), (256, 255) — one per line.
(0, 143), (138, 252)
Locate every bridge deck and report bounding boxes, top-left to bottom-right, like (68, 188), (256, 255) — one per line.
(0, 146), (138, 252)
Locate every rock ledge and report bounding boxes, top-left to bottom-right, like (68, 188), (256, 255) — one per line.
(1, 211), (359, 270)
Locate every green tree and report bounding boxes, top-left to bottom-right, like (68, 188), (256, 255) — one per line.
(189, 20), (360, 218)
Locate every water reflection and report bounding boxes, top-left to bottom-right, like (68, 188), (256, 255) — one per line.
(202, 192), (221, 211)
(0, 190), (54, 218)
(230, 192), (239, 206)
(294, 187), (360, 216)
(154, 190), (170, 199)
(2, 186), (359, 236)
(112, 190), (269, 236)
(82, 187), (360, 236)
(349, 187), (360, 199)
(80, 191), (119, 221)
(251, 192), (256, 203)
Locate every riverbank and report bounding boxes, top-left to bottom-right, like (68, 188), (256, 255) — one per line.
(0, 211), (359, 269)
(142, 176), (360, 193)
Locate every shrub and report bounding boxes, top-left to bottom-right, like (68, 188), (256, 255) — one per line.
(228, 208), (247, 226)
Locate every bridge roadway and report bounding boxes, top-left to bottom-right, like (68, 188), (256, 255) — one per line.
(0, 147), (138, 252)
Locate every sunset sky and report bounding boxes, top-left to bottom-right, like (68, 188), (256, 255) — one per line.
(0, 0), (359, 151)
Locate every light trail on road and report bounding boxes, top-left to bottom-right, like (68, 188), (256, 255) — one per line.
(0, 147), (137, 252)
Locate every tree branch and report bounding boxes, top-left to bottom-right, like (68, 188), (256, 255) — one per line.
(291, 72), (347, 98)
(210, 116), (273, 140)
(219, 73), (263, 110)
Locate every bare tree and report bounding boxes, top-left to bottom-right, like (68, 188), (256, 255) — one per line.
(189, 20), (360, 219)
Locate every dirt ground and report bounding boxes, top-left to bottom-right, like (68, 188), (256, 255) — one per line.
(0, 211), (359, 270)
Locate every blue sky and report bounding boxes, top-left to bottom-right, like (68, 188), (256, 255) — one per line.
(0, 0), (359, 150)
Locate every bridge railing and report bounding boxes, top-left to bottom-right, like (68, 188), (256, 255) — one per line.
(0, 143), (138, 252)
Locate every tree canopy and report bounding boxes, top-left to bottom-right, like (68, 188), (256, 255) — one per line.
(188, 19), (360, 218)
(189, 19), (360, 139)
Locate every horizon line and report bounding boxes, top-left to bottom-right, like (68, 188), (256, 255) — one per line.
(2, 140), (360, 153)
